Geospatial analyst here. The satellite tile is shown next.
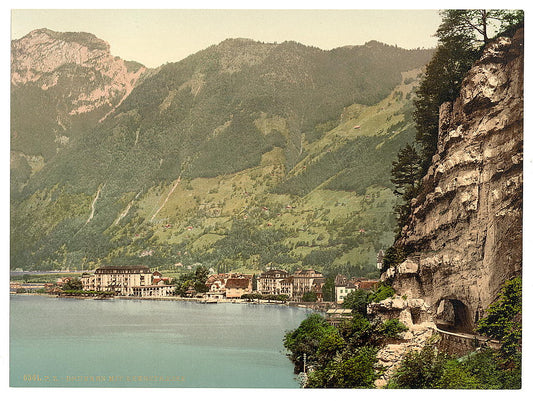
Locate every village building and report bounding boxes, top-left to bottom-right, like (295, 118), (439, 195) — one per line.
(225, 278), (252, 299)
(326, 308), (353, 327)
(81, 265), (175, 297)
(358, 280), (379, 291)
(336, 281), (359, 303)
(311, 277), (326, 302)
(205, 273), (253, 299)
(334, 274), (380, 303)
(129, 270), (174, 297)
(292, 269), (324, 301)
(279, 277), (293, 299)
(131, 284), (175, 297)
(257, 269), (290, 295)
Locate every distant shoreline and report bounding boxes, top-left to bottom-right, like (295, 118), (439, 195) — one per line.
(10, 292), (328, 311)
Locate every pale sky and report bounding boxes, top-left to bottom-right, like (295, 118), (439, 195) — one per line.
(11, 9), (442, 68)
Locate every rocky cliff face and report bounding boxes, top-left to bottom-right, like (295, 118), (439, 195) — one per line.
(12, 29), (146, 117)
(383, 29), (523, 332)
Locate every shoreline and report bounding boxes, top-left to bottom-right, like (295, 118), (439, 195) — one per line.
(10, 292), (330, 311)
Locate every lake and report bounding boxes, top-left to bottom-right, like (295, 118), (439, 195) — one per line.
(10, 295), (311, 388)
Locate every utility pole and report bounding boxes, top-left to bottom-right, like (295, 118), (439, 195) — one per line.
(303, 353), (307, 373)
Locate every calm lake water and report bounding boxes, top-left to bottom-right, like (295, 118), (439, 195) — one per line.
(10, 295), (311, 388)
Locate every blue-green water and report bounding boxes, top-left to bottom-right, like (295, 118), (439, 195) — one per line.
(10, 295), (310, 388)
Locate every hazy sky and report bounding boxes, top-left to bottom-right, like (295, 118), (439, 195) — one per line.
(11, 9), (442, 68)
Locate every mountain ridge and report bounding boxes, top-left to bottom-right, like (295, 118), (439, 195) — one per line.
(11, 29), (433, 276)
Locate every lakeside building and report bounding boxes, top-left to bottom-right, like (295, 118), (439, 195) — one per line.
(292, 269), (325, 301)
(257, 269), (291, 295)
(311, 277), (326, 302)
(334, 274), (379, 303)
(205, 273), (253, 299)
(81, 266), (174, 297)
(225, 278), (252, 298)
(279, 277), (293, 299)
(326, 308), (354, 327)
(131, 284), (175, 297)
(255, 269), (324, 301)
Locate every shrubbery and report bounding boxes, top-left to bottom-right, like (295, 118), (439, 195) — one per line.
(388, 277), (522, 389)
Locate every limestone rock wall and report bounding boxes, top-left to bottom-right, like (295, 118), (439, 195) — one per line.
(11, 28), (146, 117)
(368, 295), (436, 387)
(385, 29), (523, 329)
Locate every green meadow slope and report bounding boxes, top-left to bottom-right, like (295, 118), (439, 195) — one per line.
(11, 34), (431, 277)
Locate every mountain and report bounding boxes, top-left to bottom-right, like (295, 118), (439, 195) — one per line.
(11, 28), (147, 193)
(10, 29), (433, 275)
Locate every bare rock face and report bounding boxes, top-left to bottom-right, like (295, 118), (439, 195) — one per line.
(385, 30), (523, 331)
(368, 295), (437, 387)
(12, 28), (146, 117)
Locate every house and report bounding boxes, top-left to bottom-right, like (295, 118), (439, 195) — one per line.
(205, 273), (253, 299)
(311, 278), (325, 302)
(292, 269), (324, 301)
(279, 277), (293, 299)
(357, 280), (379, 290)
(335, 275), (380, 303)
(56, 277), (73, 286)
(225, 278), (252, 299)
(257, 269), (290, 295)
(152, 271), (172, 285)
(336, 281), (359, 304)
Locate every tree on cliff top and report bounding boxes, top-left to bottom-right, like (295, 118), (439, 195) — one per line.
(437, 10), (524, 47)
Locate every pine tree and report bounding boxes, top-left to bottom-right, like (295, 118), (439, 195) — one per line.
(390, 144), (422, 232)
(391, 144), (422, 197)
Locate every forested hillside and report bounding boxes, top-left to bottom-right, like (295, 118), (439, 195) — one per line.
(11, 31), (433, 276)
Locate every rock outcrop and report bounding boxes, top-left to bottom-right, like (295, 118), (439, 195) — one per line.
(368, 295), (437, 387)
(384, 29), (523, 332)
(12, 28), (146, 117)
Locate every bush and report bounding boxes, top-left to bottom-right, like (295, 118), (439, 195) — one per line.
(342, 289), (371, 316)
(284, 314), (338, 371)
(369, 283), (395, 303)
(308, 346), (379, 388)
(437, 360), (479, 389)
(477, 277), (522, 359)
(387, 346), (448, 389)
(376, 318), (408, 338)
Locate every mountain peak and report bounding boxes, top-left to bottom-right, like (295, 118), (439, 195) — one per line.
(219, 37), (258, 45)
(20, 28), (110, 52)
(11, 28), (146, 130)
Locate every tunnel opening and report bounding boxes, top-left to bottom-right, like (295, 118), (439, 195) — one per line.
(436, 298), (473, 333)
